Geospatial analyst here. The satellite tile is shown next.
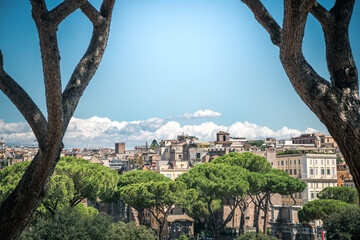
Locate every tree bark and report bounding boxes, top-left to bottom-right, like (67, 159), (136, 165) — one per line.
(0, 1), (115, 239)
(262, 196), (270, 235)
(239, 204), (247, 235)
(242, 0), (360, 198)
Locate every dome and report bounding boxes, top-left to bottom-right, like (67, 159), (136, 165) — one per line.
(0, 138), (4, 145)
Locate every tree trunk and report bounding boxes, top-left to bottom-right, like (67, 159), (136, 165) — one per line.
(239, 205), (247, 235)
(242, 0), (360, 198)
(0, 1), (115, 239)
(136, 208), (147, 226)
(0, 143), (62, 240)
(214, 230), (220, 240)
(262, 197), (270, 235)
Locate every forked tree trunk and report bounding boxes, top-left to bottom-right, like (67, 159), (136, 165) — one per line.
(0, 1), (115, 239)
(242, 0), (360, 197)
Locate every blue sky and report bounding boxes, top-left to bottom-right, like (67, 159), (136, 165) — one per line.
(0, 0), (359, 148)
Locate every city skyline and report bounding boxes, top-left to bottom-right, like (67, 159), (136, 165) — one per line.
(1, 0), (359, 148)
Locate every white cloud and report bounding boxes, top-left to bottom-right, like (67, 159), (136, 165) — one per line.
(178, 109), (222, 119)
(0, 116), (320, 149)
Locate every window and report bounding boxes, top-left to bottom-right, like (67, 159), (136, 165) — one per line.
(332, 159), (335, 165)
(245, 216), (251, 220)
(299, 160), (301, 164)
(327, 159), (329, 165)
(294, 160), (296, 165)
(299, 193), (302, 199)
(196, 153), (201, 158)
(321, 168), (325, 175)
(285, 169), (288, 173)
(327, 168), (330, 175)
(332, 168), (336, 176)
(315, 160), (318, 165)
(278, 161), (280, 166)
(315, 168), (318, 175)
(310, 159), (312, 165)
(290, 160), (292, 165)
(281, 161), (284, 166)
(294, 169), (297, 175)
(321, 160), (324, 165)
(311, 192), (314, 199)
(310, 168), (313, 175)
(286, 160), (288, 165)
(290, 169), (292, 175)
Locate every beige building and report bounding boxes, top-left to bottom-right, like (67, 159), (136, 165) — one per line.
(275, 154), (303, 205)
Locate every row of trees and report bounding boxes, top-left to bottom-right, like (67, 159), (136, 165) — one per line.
(0, 157), (119, 219)
(117, 152), (306, 240)
(3, 154), (358, 239)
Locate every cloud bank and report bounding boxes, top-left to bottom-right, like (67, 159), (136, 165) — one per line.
(178, 109), (222, 119)
(0, 114), (318, 149)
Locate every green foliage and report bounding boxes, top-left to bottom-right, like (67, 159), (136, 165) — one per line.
(318, 186), (358, 204)
(276, 150), (302, 155)
(263, 169), (306, 196)
(323, 205), (360, 240)
(177, 163), (249, 220)
(336, 157), (344, 164)
(177, 234), (189, 240)
(20, 207), (111, 240)
(120, 180), (185, 211)
(298, 199), (349, 223)
(55, 157), (119, 204)
(276, 150), (331, 155)
(248, 140), (265, 147)
(0, 157), (119, 216)
(0, 161), (30, 203)
(234, 232), (278, 240)
(20, 207), (158, 240)
(105, 221), (158, 240)
(212, 152), (272, 173)
(118, 170), (170, 189)
(178, 188), (221, 220)
(150, 139), (159, 150)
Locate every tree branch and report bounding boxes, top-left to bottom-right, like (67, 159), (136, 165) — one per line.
(310, 1), (332, 29)
(100, 0), (116, 18)
(330, 0), (355, 25)
(49, 0), (87, 26)
(31, 0), (64, 144)
(325, 0), (358, 91)
(30, 0), (47, 14)
(80, 1), (104, 26)
(0, 51), (48, 147)
(62, 0), (115, 132)
(279, 0), (333, 113)
(241, 0), (281, 46)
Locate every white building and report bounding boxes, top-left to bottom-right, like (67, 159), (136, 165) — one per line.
(301, 154), (338, 204)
